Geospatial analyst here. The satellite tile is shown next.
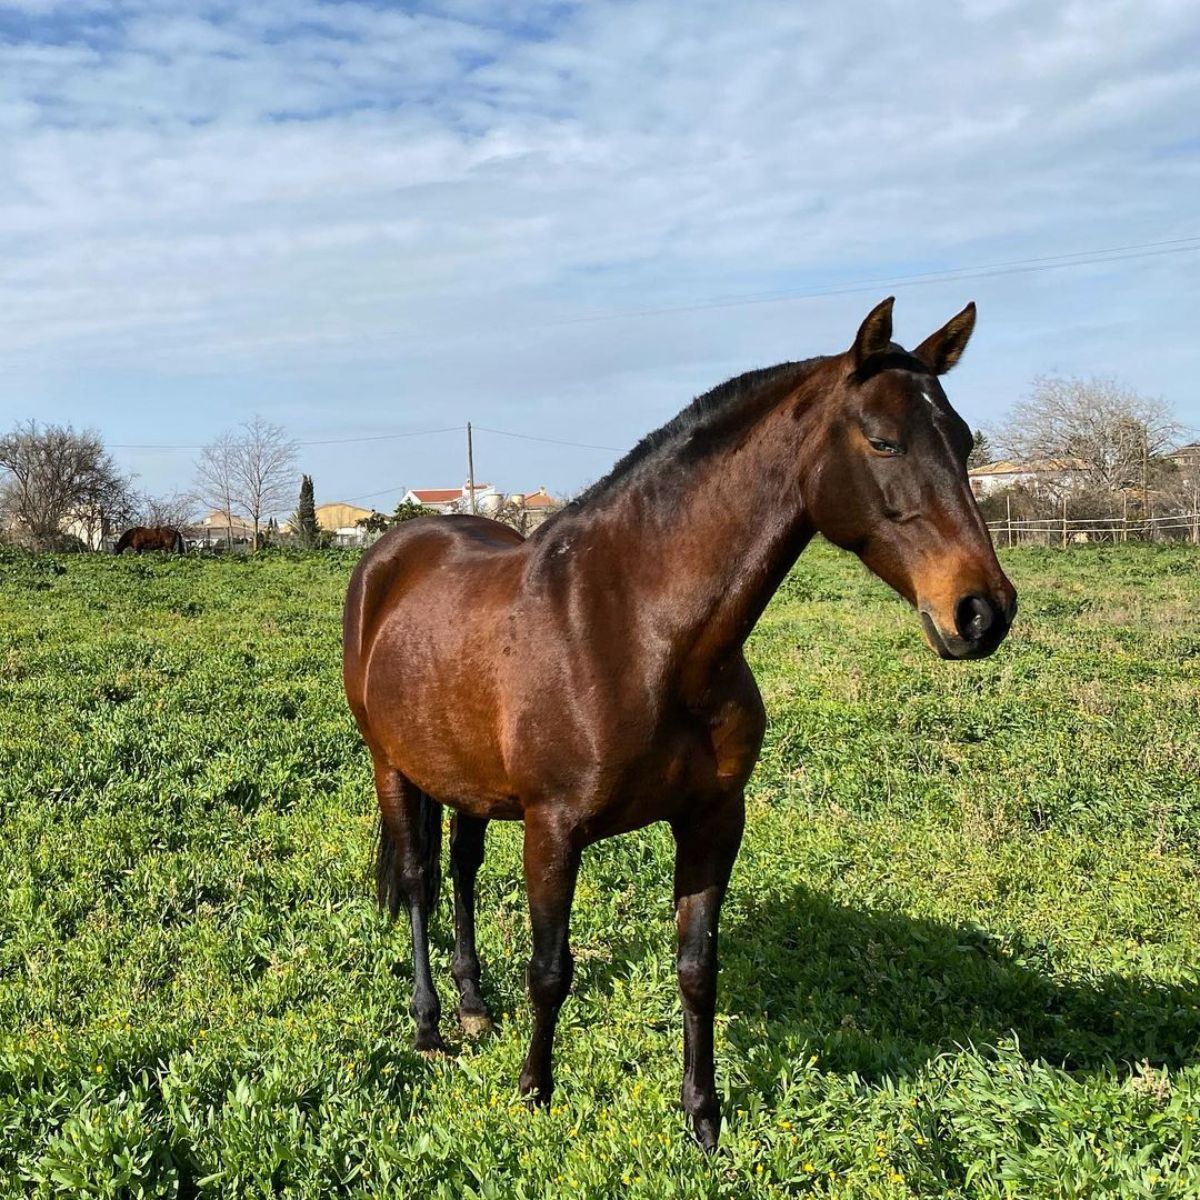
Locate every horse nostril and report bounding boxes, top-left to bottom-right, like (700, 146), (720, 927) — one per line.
(955, 594), (995, 643)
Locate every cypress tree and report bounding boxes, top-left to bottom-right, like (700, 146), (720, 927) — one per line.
(295, 475), (318, 547)
(968, 429), (994, 469)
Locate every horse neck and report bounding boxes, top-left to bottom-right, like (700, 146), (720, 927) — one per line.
(582, 370), (829, 694)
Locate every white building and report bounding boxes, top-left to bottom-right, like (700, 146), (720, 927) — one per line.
(403, 482), (501, 515)
(968, 458), (1087, 498)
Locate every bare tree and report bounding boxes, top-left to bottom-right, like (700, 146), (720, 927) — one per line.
(231, 416), (298, 549)
(489, 495), (533, 535)
(998, 376), (1184, 493)
(194, 429), (240, 549)
(0, 421), (134, 550)
(73, 472), (140, 551)
(1157, 451), (1200, 532)
(137, 490), (198, 530)
(194, 419), (299, 550)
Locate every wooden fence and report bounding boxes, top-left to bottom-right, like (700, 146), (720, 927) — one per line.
(987, 507), (1200, 547)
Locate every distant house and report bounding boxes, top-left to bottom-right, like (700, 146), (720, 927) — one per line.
(196, 510), (257, 545)
(509, 486), (560, 530)
(402, 482), (500, 515)
(968, 458), (1087, 498)
(314, 502), (374, 546)
(60, 513), (116, 551)
(1168, 443), (1200, 471)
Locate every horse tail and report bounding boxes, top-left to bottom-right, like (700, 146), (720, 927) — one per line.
(376, 785), (442, 919)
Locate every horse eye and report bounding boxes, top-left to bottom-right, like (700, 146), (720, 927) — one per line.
(867, 437), (903, 455)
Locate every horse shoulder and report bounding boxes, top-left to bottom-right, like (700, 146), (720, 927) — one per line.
(696, 655), (766, 790)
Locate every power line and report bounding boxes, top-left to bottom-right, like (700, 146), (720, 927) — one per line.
(543, 234), (1200, 327)
(110, 425), (461, 451)
(111, 421), (623, 457)
(339, 425), (622, 505)
(299, 426), (460, 447)
(103, 231), (1200, 478)
(473, 425), (624, 452)
(342, 482), (410, 503)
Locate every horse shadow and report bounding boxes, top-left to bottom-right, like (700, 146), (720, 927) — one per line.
(714, 882), (1200, 1081)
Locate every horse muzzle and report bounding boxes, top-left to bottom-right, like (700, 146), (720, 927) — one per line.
(919, 591), (1016, 660)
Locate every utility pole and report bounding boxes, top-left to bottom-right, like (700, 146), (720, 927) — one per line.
(466, 422), (477, 515)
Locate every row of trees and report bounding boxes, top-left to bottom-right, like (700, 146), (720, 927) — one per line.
(0, 416), (300, 551)
(3, 375), (1194, 551)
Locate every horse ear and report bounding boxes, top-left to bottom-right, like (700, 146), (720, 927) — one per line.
(850, 296), (895, 369)
(913, 301), (976, 375)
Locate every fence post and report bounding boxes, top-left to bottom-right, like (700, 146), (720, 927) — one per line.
(1006, 494), (1012, 549)
(1061, 496), (1068, 549)
(1121, 493), (1128, 543)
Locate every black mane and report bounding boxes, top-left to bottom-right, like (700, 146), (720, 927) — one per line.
(551, 357), (825, 520)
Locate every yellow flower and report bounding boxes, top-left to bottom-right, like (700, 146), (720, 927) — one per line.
(803, 1163), (815, 1173)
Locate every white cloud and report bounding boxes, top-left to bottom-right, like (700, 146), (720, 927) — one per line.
(0, 0), (1197, 501)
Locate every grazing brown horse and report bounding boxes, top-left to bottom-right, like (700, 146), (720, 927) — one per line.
(114, 526), (185, 554)
(343, 298), (1016, 1149)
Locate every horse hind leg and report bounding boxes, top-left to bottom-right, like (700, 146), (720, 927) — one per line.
(373, 761), (447, 1054)
(450, 814), (492, 1036)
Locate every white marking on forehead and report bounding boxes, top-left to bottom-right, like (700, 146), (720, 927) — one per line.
(918, 380), (939, 409)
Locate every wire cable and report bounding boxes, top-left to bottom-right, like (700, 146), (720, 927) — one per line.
(110, 425), (460, 451)
(543, 235), (1200, 327)
(473, 425), (624, 452)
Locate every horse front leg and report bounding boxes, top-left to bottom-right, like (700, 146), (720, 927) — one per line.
(671, 792), (745, 1151)
(518, 813), (581, 1106)
(450, 813), (492, 1036)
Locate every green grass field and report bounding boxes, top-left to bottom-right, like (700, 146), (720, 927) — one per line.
(1, 542), (1198, 1198)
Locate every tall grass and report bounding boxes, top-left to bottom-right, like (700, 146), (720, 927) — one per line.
(1, 543), (1197, 1197)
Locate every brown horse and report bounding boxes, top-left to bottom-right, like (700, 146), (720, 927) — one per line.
(114, 526), (185, 554)
(343, 298), (1016, 1149)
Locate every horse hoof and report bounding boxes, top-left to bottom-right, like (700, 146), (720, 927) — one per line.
(415, 1032), (451, 1058)
(692, 1115), (721, 1153)
(460, 1013), (493, 1038)
(518, 1078), (552, 1110)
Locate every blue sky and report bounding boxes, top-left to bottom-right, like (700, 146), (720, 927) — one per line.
(2, 0), (1198, 511)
